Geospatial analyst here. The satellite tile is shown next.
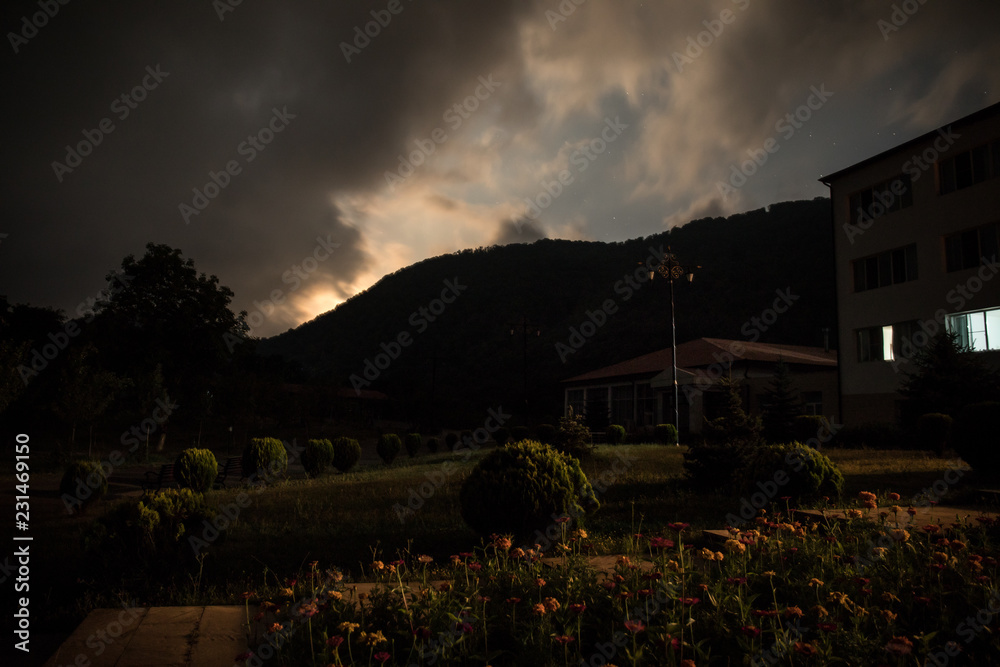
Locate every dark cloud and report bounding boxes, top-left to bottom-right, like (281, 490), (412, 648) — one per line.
(492, 218), (547, 246)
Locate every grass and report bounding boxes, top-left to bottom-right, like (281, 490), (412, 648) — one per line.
(8, 442), (987, 662)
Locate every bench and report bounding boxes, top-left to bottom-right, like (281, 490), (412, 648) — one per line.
(214, 456), (244, 489)
(143, 463), (177, 492)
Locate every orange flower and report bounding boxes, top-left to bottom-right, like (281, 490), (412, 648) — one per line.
(544, 597), (561, 612)
(793, 642), (818, 656)
(885, 636), (913, 657)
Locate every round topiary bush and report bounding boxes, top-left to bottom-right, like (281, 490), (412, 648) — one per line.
(175, 448), (218, 493)
(425, 437), (441, 454)
(404, 433), (422, 458)
(535, 423), (558, 445)
(331, 437), (362, 472)
(916, 413), (953, 456)
(302, 439), (335, 477)
(60, 460), (108, 515)
(654, 423), (678, 445)
(606, 424), (626, 445)
(494, 427), (511, 446)
(737, 442), (844, 503)
(459, 440), (600, 541)
(242, 437), (288, 480)
(377, 433), (402, 464)
(953, 402), (1000, 475)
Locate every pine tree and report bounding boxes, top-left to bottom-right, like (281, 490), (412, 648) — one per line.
(761, 359), (804, 443)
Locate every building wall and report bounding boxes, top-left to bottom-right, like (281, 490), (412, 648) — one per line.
(830, 109), (1000, 425)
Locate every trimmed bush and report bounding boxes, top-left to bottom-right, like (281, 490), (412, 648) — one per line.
(175, 448), (218, 493)
(425, 437), (441, 454)
(606, 424), (626, 445)
(86, 488), (217, 567)
(242, 437), (288, 480)
(459, 440), (599, 541)
(445, 432), (459, 450)
(404, 433), (422, 458)
(60, 460), (108, 515)
(331, 437), (362, 472)
(535, 423), (558, 445)
(953, 402), (1000, 475)
(556, 412), (594, 459)
(302, 439), (335, 477)
(512, 426), (530, 442)
(377, 433), (402, 465)
(494, 427), (511, 447)
(916, 413), (953, 456)
(654, 423), (679, 446)
(737, 442), (844, 504)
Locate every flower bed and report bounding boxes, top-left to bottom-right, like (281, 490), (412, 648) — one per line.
(236, 494), (1000, 666)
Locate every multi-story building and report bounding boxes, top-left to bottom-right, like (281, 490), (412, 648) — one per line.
(820, 102), (1000, 425)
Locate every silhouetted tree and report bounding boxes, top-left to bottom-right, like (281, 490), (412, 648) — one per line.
(761, 359), (803, 443)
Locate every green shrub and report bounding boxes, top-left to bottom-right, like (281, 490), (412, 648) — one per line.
(606, 425), (626, 445)
(512, 426), (530, 442)
(738, 442), (844, 503)
(830, 423), (906, 449)
(654, 423), (679, 445)
(175, 448), (218, 493)
(556, 412), (593, 459)
(459, 440), (599, 541)
(331, 437), (362, 472)
(242, 437), (288, 480)
(302, 439), (335, 477)
(377, 433), (402, 464)
(404, 433), (422, 458)
(535, 423), (557, 445)
(789, 415), (827, 443)
(445, 432), (459, 450)
(953, 402), (1000, 475)
(683, 443), (746, 492)
(494, 427), (511, 446)
(916, 413), (953, 456)
(59, 460), (108, 515)
(425, 437), (441, 454)
(86, 488), (217, 567)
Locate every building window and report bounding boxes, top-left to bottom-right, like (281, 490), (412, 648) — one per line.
(939, 140), (1000, 194)
(948, 307), (1000, 352)
(610, 384), (634, 426)
(944, 223), (1000, 272)
(848, 174), (914, 226)
(853, 244), (918, 292)
(857, 325), (895, 362)
(802, 391), (823, 416)
(636, 383), (656, 427)
(567, 389), (585, 416)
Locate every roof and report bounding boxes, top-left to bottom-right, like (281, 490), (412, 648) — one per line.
(818, 101), (1000, 185)
(562, 337), (836, 384)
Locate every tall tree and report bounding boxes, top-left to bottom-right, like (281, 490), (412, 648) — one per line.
(899, 331), (1000, 425)
(93, 243), (248, 419)
(53, 343), (128, 455)
(760, 359), (804, 443)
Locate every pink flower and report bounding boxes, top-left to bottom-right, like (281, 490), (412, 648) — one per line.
(650, 537), (675, 549)
(741, 626), (761, 638)
(326, 636), (344, 648)
(625, 620), (645, 634)
(374, 651), (391, 663)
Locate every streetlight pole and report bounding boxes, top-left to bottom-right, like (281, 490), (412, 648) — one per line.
(651, 249), (697, 443)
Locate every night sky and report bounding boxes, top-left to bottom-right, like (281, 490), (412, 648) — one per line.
(2, 0), (998, 336)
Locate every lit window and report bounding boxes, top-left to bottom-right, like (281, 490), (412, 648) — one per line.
(948, 307), (1000, 352)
